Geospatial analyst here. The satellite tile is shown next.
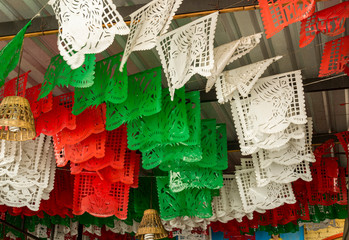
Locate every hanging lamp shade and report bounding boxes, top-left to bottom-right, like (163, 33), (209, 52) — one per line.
(0, 96), (36, 141)
(136, 209), (168, 240)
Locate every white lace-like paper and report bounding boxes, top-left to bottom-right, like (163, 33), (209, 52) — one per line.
(236, 122), (306, 155)
(206, 33), (263, 92)
(231, 71), (307, 155)
(49, 0), (129, 69)
(29, 224), (48, 239)
(210, 175), (255, 223)
(235, 169), (296, 213)
(172, 230), (209, 240)
(257, 118), (315, 168)
(106, 220), (139, 234)
(54, 221), (79, 240)
(42, 154), (56, 200)
(83, 225), (102, 236)
(215, 56), (282, 103)
(162, 217), (210, 232)
(0, 141), (21, 177)
(246, 157), (312, 186)
(0, 135), (55, 211)
(156, 12), (218, 100)
(119, 0), (183, 71)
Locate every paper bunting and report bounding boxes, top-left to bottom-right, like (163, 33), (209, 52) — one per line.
(0, 71), (28, 100)
(215, 56), (282, 103)
(169, 168), (223, 192)
(26, 84), (53, 119)
(73, 53), (128, 115)
(255, 118), (315, 168)
(0, 135), (55, 211)
(35, 92), (76, 137)
(300, 2), (349, 48)
(39, 54), (96, 99)
(319, 35), (349, 77)
(156, 12), (218, 100)
(106, 67), (163, 131)
(250, 156), (312, 186)
(259, 0), (315, 38)
(0, 21), (31, 86)
(120, 0), (183, 71)
(231, 71), (307, 155)
(156, 176), (213, 221)
(235, 169), (296, 213)
(127, 87), (189, 152)
(73, 172), (130, 218)
(206, 33), (263, 92)
(49, 0), (129, 69)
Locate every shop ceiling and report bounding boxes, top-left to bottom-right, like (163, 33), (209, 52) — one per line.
(0, 0), (348, 169)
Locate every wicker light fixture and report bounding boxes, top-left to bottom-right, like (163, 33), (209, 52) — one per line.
(0, 96), (36, 141)
(135, 209), (168, 240)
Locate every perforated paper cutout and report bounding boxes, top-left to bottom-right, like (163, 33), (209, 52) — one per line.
(49, 0), (129, 69)
(319, 36), (349, 77)
(120, 0), (183, 71)
(259, 0), (315, 38)
(206, 33), (263, 92)
(156, 12), (218, 100)
(215, 56), (282, 103)
(300, 2), (349, 47)
(235, 169), (296, 213)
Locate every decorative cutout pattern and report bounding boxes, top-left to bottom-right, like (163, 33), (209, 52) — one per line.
(156, 176), (213, 221)
(231, 70), (307, 155)
(319, 36), (349, 77)
(73, 172), (130, 219)
(156, 12), (218, 100)
(256, 118), (315, 168)
(120, 0), (183, 71)
(73, 53), (128, 115)
(259, 0), (315, 38)
(39, 54), (96, 99)
(300, 2), (349, 47)
(49, 0), (129, 69)
(106, 67), (162, 130)
(215, 56), (282, 103)
(206, 33), (263, 92)
(235, 169), (296, 213)
(26, 84), (53, 119)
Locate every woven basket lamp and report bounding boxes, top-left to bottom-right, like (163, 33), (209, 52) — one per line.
(0, 96), (36, 141)
(135, 209), (168, 240)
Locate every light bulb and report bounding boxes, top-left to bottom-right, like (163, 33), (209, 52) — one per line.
(144, 233), (154, 240)
(9, 126), (20, 132)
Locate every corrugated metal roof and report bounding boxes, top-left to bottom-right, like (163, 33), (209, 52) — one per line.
(0, 0), (348, 167)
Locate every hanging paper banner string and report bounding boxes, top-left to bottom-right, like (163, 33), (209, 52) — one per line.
(25, 84), (53, 119)
(259, 0), (315, 39)
(73, 52), (128, 115)
(73, 172), (130, 219)
(68, 125), (128, 173)
(300, 2), (349, 48)
(142, 91), (201, 170)
(206, 33), (263, 92)
(319, 35), (349, 77)
(39, 54), (96, 99)
(106, 67), (163, 131)
(215, 56), (282, 104)
(127, 87), (189, 152)
(120, 0), (183, 71)
(49, 0), (129, 69)
(156, 12), (219, 100)
(0, 21), (31, 86)
(156, 176), (213, 221)
(36, 92), (76, 137)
